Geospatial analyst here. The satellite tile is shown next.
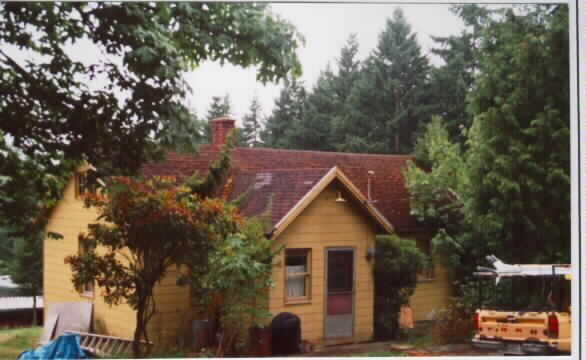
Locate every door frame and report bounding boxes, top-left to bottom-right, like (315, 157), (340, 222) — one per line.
(323, 246), (356, 340)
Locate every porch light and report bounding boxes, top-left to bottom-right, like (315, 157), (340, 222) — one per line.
(335, 191), (346, 202)
(366, 247), (375, 261)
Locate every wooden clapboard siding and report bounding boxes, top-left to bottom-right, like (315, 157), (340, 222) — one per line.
(268, 181), (376, 345)
(44, 176), (138, 340)
(44, 175), (191, 347)
(410, 261), (453, 321)
(400, 231), (453, 321)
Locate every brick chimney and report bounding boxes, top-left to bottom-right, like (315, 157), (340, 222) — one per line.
(211, 117), (236, 147)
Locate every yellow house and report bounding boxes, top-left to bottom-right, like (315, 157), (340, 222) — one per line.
(43, 117), (452, 348)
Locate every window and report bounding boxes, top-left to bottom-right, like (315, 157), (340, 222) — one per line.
(417, 264), (436, 282)
(75, 172), (96, 198)
(78, 237), (95, 297)
(285, 249), (311, 302)
(415, 238), (435, 281)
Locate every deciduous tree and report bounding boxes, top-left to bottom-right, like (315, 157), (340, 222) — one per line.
(0, 2), (302, 240)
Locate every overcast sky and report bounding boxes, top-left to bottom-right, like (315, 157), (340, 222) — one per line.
(187, 3), (467, 124)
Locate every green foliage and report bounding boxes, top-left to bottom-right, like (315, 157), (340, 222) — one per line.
(191, 219), (281, 356)
(0, 2), (301, 175)
(184, 131), (235, 198)
(291, 66), (338, 151)
(465, 5), (570, 264)
(66, 159), (241, 357)
(329, 34), (362, 151)
(242, 96), (264, 147)
(203, 95), (233, 143)
(66, 178), (205, 356)
(267, 34), (363, 152)
(430, 298), (475, 345)
(373, 234), (427, 340)
(261, 77), (306, 148)
(5, 233), (43, 325)
(343, 8), (432, 154)
(0, 132), (75, 238)
(0, 2), (302, 248)
(159, 109), (205, 154)
(406, 116), (467, 225)
(403, 117), (486, 284)
(404, 6), (570, 303)
(0, 327), (42, 359)
(428, 5), (495, 144)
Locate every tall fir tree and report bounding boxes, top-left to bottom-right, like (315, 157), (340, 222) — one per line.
(285, 34), (364, 152)
(465, 5), (570, 264)
(428, 5), (493, 144)
(329, 34), (363, 151)
(343, 8), (432, 154)
(204, 94), (233, 143)
(290, 65), (337, 151)
(242, 96), (264, 147)
(261, 78), (306, 149)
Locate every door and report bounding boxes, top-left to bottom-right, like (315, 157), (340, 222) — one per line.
(324, 248), (354, 338)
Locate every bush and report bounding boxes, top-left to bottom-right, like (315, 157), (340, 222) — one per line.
(373, 234), (428, 340)
(430, 298), (475, 345)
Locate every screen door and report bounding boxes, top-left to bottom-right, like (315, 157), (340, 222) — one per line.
(324, 248), (354, 338)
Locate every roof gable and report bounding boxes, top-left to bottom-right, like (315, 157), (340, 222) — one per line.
(270, 167), (394, 239)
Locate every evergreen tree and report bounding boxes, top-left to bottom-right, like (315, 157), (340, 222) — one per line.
(204, 95), (233, 143)
(428, 5), (493, 144)
(344, 8), (431, 154)
(291, 66), (337, 151)
(329, 34), (363, 150)
(242, 96), (264, 147)
(261, 78), (306, 148)
(159, 109), (204, 153)
(465, 5), (570, 264)
(404, 6), (570, 296)
(7, 233), (43, 325)
(285, 34), (363, 152)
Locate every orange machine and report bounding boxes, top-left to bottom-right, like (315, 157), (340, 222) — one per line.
(471, 256), (571, 355)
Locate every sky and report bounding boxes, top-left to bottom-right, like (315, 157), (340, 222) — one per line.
(186, 3), (466, 124)
(3, 2), (510, 127)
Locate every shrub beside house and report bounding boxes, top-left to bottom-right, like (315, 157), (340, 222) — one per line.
(43, 117), (452, 348)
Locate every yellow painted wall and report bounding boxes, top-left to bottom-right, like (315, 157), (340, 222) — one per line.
(44, 176), (137, 339)
(410, 262), (452, 321)
(44, 175), (192, 348)
(268, 181), (377, 345)
(45, 174), (452, 349)
(408, 233), (453, 321)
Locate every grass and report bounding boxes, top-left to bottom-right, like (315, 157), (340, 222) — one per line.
(397, 322), (435, 350)
(0, 327), (42, 359)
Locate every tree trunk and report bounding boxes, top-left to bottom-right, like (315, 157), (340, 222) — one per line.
(133, 305), (145, 359)
(32, 294), (37, 326)
(394, 134), (400, 153)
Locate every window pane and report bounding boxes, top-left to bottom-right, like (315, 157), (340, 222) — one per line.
(286, 250), (309, 298)
(327, 251), (353, 292)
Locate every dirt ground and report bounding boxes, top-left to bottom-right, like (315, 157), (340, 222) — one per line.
(305, 341), (501, 357)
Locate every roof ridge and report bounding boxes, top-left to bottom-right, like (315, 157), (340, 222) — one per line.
(165, 147), (415, 160)
(235, 167), (333, 172)
(233, 147), (414, 158)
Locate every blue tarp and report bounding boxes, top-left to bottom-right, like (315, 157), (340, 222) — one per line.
(17, 333), (88, 360)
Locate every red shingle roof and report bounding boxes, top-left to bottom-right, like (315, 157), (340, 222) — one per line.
(142, 146), (420, 233)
